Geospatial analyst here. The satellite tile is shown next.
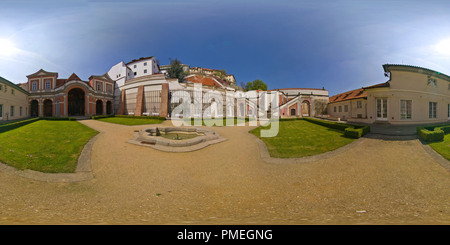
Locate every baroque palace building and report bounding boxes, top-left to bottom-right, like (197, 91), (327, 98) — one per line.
(21, 69), (115, 117)
(14, 56), (450, 126)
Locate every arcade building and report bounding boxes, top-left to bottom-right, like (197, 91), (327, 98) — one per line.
(22, 69), (115, 118)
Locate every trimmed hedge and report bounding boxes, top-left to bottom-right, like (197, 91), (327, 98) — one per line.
(91, 115), (166, 121)
(39, 117), (77, 121)
(91, 115), (115, 120)
(280, 117), (370, 139)
(0, 118), (40, 133)
(417, 124), (450, 142)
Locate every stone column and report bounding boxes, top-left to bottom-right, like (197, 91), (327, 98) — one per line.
(134, 85), (144, 116)
(117, 90), (126, 115)
(159, 83), (169, 118)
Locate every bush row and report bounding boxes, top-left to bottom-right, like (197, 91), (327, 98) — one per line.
(39, 117), (77, 121)
(91, 115), (166, 121)
(91, 115), (115, 120)
(304, 117), (370, 138)
(0, 118), (40, 133)
(280, 117), (370, 139)
(417, 124), (450, 142)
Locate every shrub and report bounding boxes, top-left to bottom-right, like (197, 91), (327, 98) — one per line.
(114, 115), (166, 120)
(439, 125), (450, 134)
(303, 117), (370, 138)
(0, 118), (40, 133)
(91, 115), (115, 120)
(344, 127), (363, 138)
(40, 117), (76, 121)
(417, 125), (448, 142)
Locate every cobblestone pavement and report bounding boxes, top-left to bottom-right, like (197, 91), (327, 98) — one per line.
(0, 119), (449, 224)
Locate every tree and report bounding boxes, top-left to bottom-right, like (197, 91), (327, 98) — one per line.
(244, 79), (268, 91)
(167, 58), (188, 82)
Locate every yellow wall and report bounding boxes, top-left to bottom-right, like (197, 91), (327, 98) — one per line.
(0, 82), (29, 121)
(366, 70), (450, 124)
(327, 99), (367, 121)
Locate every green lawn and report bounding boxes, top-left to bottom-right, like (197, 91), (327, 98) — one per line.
(96, 117), (165, 125)
(429, 134), (450, 160)
(250, 119), (355, 158)
(182, 117), (251, 126)
(0, 120), (98, 173)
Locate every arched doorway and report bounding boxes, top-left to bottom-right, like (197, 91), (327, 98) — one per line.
(106, 101), (112, 115)
(30, 100), (39, 117)
(96, 100), (103, 115)
(301, 100), (310, 117)
(68, 88), (85, 116)
(43, 99), (53, 117)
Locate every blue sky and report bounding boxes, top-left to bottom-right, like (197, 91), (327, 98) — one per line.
(1, 0), (450, 96)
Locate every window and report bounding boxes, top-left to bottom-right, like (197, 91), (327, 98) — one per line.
(429, 102), (437, 119)
(4, 86), (6, 92)
(45, 79), (51, 90)
(334, 106), (336, 112)
(11, 89), (14, 95)
(144, 69), (147, 74)
(339, 106), (342, 112)
(144, 62), (147, 66)
(134, 72), (137, 76)
(0, 84), (2, 91)
(357, 101), (362, 108)
(32, 81), (37, 91)
(107, 84), (112, 93)
(448, 104), (450, 119)
(400, 100), (412, 119)
(10, 105), (14, 117)
(344, 105), (348, 112)
(97, 82), (102, 91)
(134, 65), (137, 68)
(0, 104), (2, 118)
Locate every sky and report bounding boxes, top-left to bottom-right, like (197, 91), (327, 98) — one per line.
(0, 0), (450, 96)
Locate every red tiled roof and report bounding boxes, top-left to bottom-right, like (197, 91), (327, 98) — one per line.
(56, 79), (66, 88)
(329, 88), (367, 103)
(185, 75), (223, 88)
(329, 82), (390, 103)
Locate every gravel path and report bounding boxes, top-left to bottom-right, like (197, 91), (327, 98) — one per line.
(0, 119), (449, 224)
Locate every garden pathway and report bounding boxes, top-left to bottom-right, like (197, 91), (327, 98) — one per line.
(0, 119), (449, 224)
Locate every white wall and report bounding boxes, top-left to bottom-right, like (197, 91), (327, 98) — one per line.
(127, 57), (159, 79)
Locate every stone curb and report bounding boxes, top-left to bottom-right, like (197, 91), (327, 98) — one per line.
(0, 133), (99, 183)
(417, 138), (450, 171)
(251, 131), (366, 164)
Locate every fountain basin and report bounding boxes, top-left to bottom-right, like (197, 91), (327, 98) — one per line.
(128, 126), (226, 152)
